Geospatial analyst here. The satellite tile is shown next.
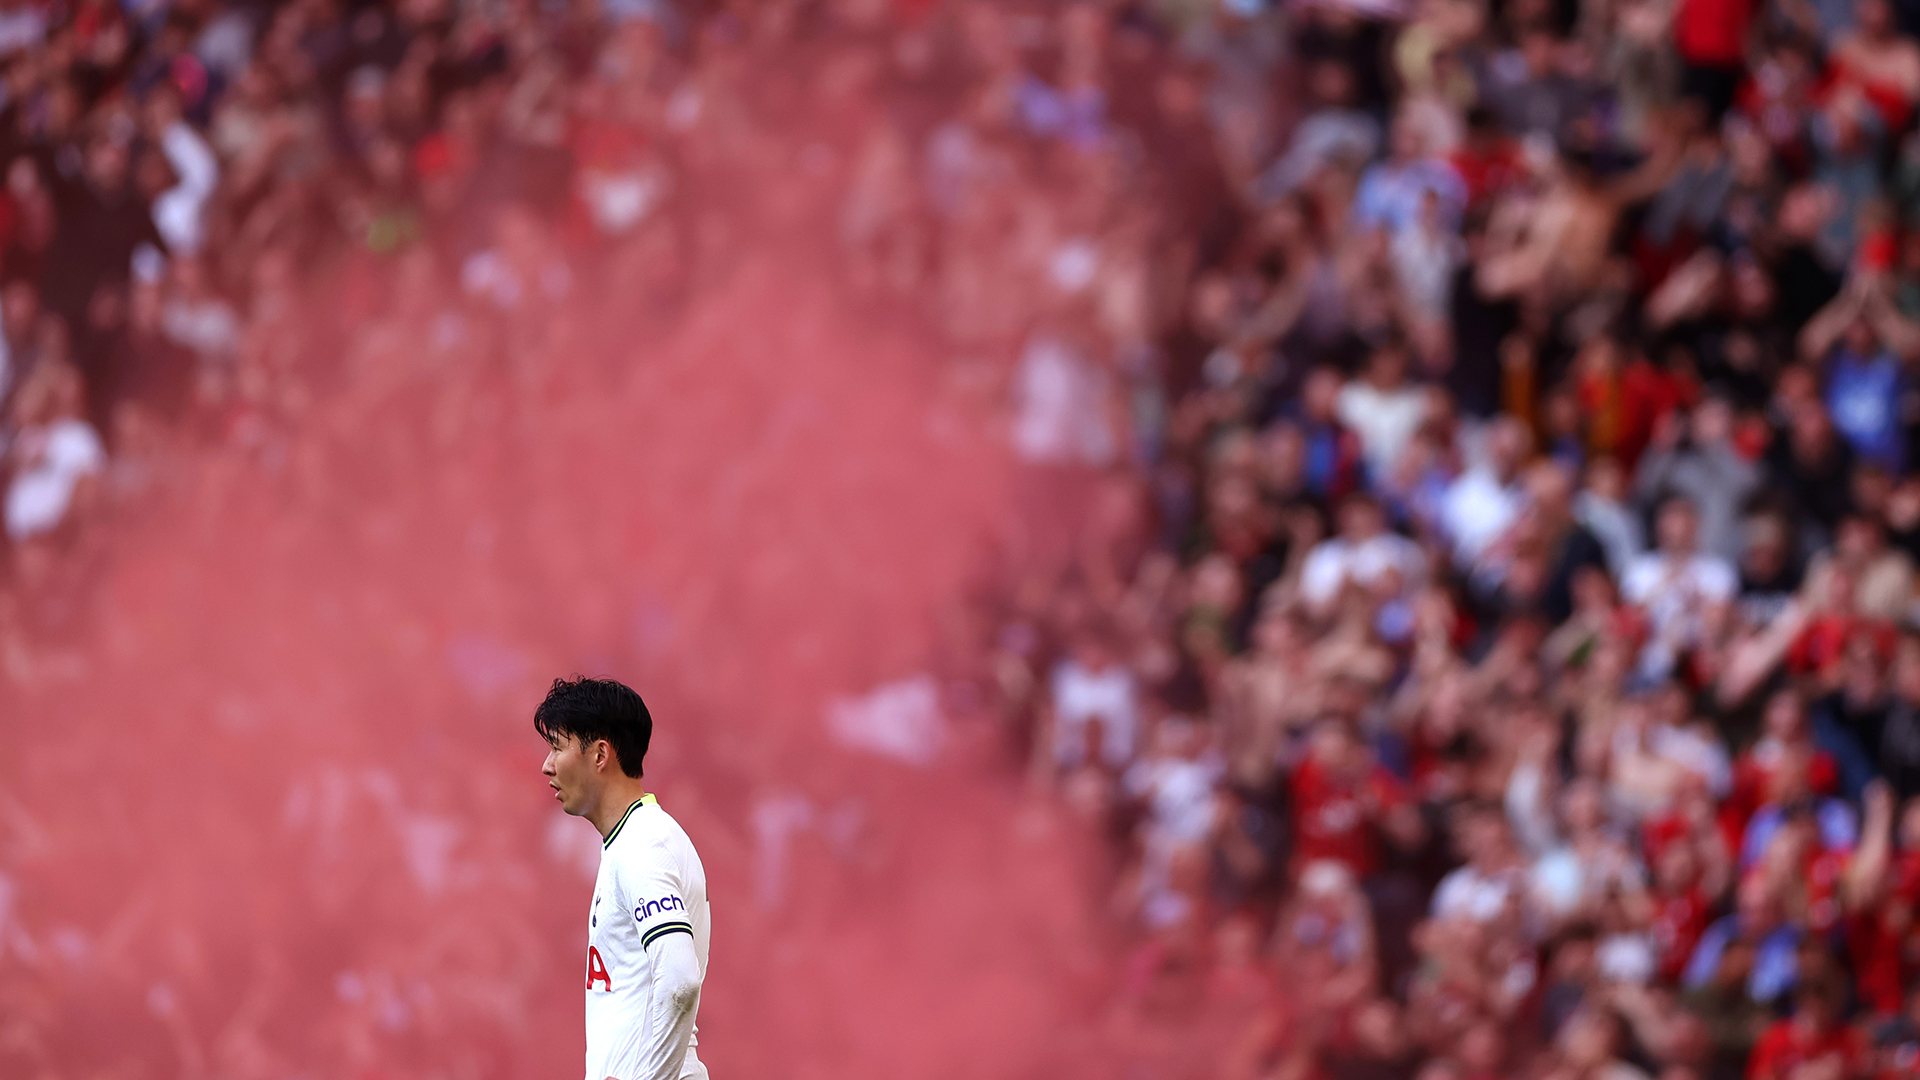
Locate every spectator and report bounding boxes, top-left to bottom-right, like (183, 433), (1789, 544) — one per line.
(1290, 718), (1425, 881)
(1047, 627), (1139, 774)
(1682, 875), (1802, 1007)
(1351, 110), (1468, 241)
(1799, 278), (1918, 474)
(4, 353), (102, 544)
(144, 87), (219, 257)
(1576, 456), (1644, 580)
(1430, 803), (1528, 924)
(1622, 497), (1739, 681)
(1125, 716), (1225, 927)
(1299, 491), (1427, 620)
(1441, 414), (1530, 568)
(1252, 60), (1380, 203)
(1338, 337), (1431, 483)
(1633, 396), (1762, 565)
(24, 0), (1920, 1075)
(1745, 981), (1861, 1080)
(1288, 365), (1367, 502)
(158, 255), (240, 378)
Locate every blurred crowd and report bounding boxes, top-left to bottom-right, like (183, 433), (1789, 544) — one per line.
(964, 0), (1920, 1079)
(8, 0), (1920, 1075)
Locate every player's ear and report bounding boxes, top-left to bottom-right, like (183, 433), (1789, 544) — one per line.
(591, 739), (611, 773)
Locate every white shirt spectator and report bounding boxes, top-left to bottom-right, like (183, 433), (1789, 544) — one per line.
(1298, 531), (1426, 608)
(1336, 380), (1427, 481)
(1125, 718), (1224, 929)
(1391, 219), (1459, 318)
(1621, 551), (1737, 679)
(1441, 466), (1522, 566)
(1125, 754), (1225, 847)
(153, 121), (220, 255)
(1051, 657), (1137, 769)
(1011, 333), (1116, 467)
(6, 418), (104, 541)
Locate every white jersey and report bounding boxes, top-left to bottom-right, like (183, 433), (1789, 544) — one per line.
(586, 794), (711, 1080)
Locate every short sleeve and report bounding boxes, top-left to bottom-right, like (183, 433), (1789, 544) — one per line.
(616, 840), (694, 951)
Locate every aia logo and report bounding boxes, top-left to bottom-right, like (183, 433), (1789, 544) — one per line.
(587, 946), (612, 991)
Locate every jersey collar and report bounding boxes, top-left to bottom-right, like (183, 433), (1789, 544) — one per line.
(603, 793), (656, 849)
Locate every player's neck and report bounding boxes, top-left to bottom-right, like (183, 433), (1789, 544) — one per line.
(588, 780), (651, 840)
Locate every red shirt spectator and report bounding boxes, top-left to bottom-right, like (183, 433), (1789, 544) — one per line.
(1651, 882), (1710, 982)
(1574, 339), (1698, 470)
(1789, 615), (1899, 677)
(1724, 690), (1841, 840)
(1291, 724), (1414, 879)
(1447, 106), (1522, 209)
(1749, 994), (1862, 1080)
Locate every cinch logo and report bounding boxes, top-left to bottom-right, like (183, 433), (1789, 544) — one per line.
(635, 895), (686, 919)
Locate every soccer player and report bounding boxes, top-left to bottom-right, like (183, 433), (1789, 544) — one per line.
(537, 677), (711, 1080)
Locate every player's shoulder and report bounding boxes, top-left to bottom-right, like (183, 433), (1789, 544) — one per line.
(606, 795), (694, 857)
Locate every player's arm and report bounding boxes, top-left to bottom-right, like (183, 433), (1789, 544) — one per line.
(621, 931), (702, 1080)
(608, 846), (701, 1080)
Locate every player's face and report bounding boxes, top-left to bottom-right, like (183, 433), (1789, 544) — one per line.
(542, 735), (597, 816)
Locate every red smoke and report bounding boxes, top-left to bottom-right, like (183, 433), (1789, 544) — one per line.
(0, 236), (1129, 1078)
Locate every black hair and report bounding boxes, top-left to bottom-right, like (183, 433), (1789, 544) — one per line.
(533, 677), (653, 778)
